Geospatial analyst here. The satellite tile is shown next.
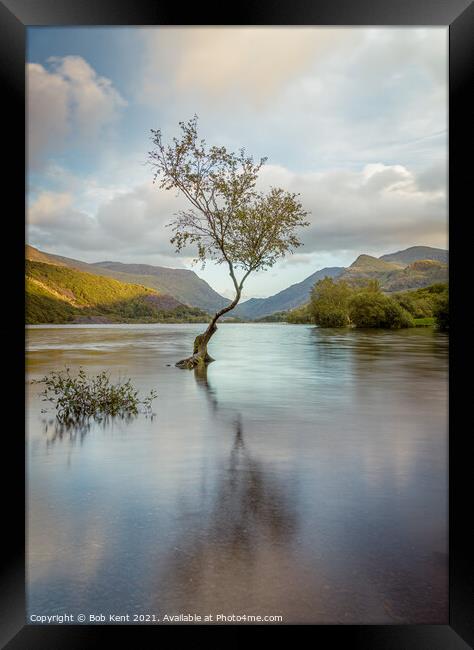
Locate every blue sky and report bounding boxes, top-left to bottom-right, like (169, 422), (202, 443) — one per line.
(27, 27), (448, 299)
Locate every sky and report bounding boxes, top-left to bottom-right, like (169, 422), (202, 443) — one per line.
(27, 27), (448, 299)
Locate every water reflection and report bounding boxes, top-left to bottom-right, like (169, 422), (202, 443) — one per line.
(156, 366), (297, 615)
(42, 416), (91, 446)
(193, 362), (218, 413)
(41, 411), (143, 447)
(26, 324), (448, 623)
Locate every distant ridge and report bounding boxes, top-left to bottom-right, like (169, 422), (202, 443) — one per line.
(25, 245), (229, 313)
(26, 259), (208, 324)
(348, 254), (403, 272)
(234, 245), (448, 319)
(232, 267), (344, 320)
(380, 246), (448, 265)
(26, 244), (448, 322)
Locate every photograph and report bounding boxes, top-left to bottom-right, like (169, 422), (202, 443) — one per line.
(25, 25), (450, 627)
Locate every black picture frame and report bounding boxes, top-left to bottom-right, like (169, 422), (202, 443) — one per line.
(2, 1), (472, 646)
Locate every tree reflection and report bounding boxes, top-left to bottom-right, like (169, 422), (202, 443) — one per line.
(41, 411), (145, 447)
(153, 365), (298, 611)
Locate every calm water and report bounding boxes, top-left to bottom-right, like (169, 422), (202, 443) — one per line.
(26, 324), (448, 624)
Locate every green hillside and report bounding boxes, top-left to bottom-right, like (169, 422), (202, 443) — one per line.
(26, 244), (448, 323)
(26, 260), (208, 324)
(26, 245), (229, 313)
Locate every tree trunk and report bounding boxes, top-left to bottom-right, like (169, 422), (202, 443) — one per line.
(175, 287), (243, 369)
(175, 321), (218, 369)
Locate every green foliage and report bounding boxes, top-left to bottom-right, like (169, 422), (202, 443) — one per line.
(149, 116), (309, 275)
(349, 291), (414, 329)
(33, 368), (157, 424)
(392, 282), (448, 320)
(433, 291), (449, 331)
(294, 279), (447, 330)
(255, 311), (288, 322)
(148, 115), (309, 333)
(309, 277), (352, 327)
(413, 317), (435, 327)
(286, 304), (313, 324)
(421, 282), (449, 295)
(26, 278), (77, 324)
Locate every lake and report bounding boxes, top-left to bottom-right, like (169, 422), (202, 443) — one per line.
(26, 323), (448, 624)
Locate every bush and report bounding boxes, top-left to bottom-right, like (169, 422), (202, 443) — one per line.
(382, 298), (415, 328)
(32, 368), (157, 424)
(433, 292), (449, 331)
(315, 307), (350, 328)
(349, 291), (414, 329)
(413, 317), (435, 327)
(393, 292), (432, 318)
(286, 305), (312, 323)
(310, 277), (352, 327)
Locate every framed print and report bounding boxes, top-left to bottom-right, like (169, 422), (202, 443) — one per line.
(1, 0), (473, 647)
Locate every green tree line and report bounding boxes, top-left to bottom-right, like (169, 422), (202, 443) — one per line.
(286, 279), (448, 330)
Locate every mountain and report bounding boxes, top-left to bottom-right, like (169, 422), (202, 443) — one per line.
(232, 267), (345, 320)
(25, 245), (69, 266)
(338, 254), (404, 284)
(349, 254), (404, 272)
(26, 260), (208, 324)
(25, 246), (229, 313)
(233, 245), (448, 320)
(91, 261), (230, 313)
(380, 246), (448, 266)
(26, 244), (448, 323)
(381, 259), (448, 292)
(339, 253), (448, 292)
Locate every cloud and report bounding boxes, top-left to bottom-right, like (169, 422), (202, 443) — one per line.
(27, 56), (126, 167)
(136, 27), (446, 178)
(140, 27), (360, 106)
(26, 28), (448, 296)
(27, 159), (447, 271)
(28, 191), (73, 225)
(27, 177), (190, 265)
(27, 190), (100, 253)
(27, 63), (70, 169)
(257, 162), (447, 257)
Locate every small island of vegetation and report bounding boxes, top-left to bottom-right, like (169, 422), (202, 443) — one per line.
(259, 279), (449, 331)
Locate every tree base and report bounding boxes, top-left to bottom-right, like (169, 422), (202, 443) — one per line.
(175, 330), (216, 369)
(175, 353), (215, 369)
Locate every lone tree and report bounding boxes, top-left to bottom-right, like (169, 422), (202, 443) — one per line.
(148, 116), (309, 368)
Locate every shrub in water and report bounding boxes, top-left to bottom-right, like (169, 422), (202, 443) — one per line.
(32, 367), (157, 423)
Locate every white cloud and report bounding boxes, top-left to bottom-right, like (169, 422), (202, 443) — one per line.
(136, 27), (447, 179)
(28, 191), (73, 225)
(257, 162), (447, 257)
(26, 28), (448, 297)
(140, 27), (360, 106)
(27, 190), (99, 253)
(27, 160), (447, 282)
(27, 63), (70, 169)
(27, 56), (126, 167)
